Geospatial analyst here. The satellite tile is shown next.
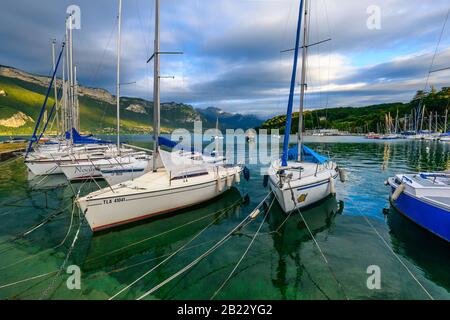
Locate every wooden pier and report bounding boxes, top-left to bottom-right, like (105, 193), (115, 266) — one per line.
(0, 143), (26, 161)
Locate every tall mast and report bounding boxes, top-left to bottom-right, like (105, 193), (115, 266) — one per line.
(69, 16), (74, 132)
(52, 40), (59, 136)
(429, 110), (432, 132)
(65, 17), (73, 145)
(280, 0), (304, 167)
(62, 54), (66, 134)
(445, 108), (448, 133)
(152, 0), (161, 172)
(116, 0), (123, 152)
(435, 111), (438, 132)
(420, 105), (425, 132)
(74, 65), (79, 131)
(297, 0), (309, 162)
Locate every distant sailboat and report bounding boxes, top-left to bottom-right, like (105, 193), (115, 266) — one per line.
(268, 0), (341, 213)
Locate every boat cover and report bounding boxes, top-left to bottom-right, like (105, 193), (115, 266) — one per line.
(287, 144), (329, 164)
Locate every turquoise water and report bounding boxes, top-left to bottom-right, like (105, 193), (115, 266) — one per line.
(0, 136), (449, 300)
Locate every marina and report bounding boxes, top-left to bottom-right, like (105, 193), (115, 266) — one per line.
(0, 135), (449, 300)
(0, 0), (449, 304)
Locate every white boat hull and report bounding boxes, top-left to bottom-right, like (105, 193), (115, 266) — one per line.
(60, 163), (102, 181)
(268, 160), (338, 212)
(78, 166), (242, 232)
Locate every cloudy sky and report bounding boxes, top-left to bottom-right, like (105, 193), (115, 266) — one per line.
(1, 0), (450, 119)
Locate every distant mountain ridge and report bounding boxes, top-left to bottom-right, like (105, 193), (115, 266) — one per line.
(0, 65), (263, 135)
(196, 107), (263, 130)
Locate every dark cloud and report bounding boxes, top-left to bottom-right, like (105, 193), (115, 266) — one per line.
(0, 0), (450, 118)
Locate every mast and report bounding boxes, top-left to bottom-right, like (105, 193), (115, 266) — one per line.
(420, 105), (425, 132)
(435, 111), (438, 132)
(69, 16), (74, 132)
(116, 0), (123, 153)
(152, 0), (161, 171)
(445, 108), (448, 133)
(280, 0), (304, 167)
(74, 65), (79, 131)
(429, 110), (432, 133)
(297, 0), (309, 161)
(52, 40), (59, 136)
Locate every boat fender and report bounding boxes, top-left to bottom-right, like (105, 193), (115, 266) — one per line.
(263, 175), (269, 188)
(235, 172), (241, 184)
(329, 176), (336, 195)
(250, 209), (261, 220)
(217, 175), (223, 192)
(338, 167), (347, 183)
(226, 174), (234, 188)
(243, 167), (250, 181)
(391, 184), (405, 201)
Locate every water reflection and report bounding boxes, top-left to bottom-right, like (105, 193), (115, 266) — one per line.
(82, 188), (245, 271)
(266, 196), (341, 299)
(387, 207), (450, 290)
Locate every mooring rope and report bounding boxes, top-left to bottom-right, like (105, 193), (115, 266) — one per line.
(109, 200), (238, 300)
(86, 197), (245, 265)
(286, 180), (349, 300)
(210, 197), (275, 300)
(346, 196), (434, 300)
(136, 192), (273, 300)
(0, 199), (76, 270)
(40, 206), (82, 300)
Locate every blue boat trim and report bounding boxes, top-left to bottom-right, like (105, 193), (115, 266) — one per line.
(101, 169), (145, 174)
(296, 174), (337, 191)
(389, 182), (450, 243)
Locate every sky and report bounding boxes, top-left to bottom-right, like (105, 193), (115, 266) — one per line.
(0, 0), (450, 119)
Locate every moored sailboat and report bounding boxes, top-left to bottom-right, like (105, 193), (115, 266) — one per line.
(268, 0), (341, 213)
(76, 0), (243, 232)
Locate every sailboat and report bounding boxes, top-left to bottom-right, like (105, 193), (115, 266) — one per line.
(24, 14), (132, 176)
(267, 0), (341, 213)
(76, 0), (243, 232)
(59, 0), (153, 183)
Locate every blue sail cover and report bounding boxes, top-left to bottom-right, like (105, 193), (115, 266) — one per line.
(158, 136), (196, 153)
(68, 128), (113, 145)
(287, 144), (328, 164)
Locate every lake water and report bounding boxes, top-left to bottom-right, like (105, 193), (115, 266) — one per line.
(0, 135), (449, 300)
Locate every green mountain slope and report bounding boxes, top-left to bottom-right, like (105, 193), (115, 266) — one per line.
(0, 65), (263, 135)
(261, 87), (450, 134)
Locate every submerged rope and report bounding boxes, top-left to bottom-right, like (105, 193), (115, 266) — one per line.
(109, 201), (237, 300)
(210, 197), (275, 300)
(286, 180), (348, 300)
(347, 196), (434, 300)
(136, 192), (273, 300)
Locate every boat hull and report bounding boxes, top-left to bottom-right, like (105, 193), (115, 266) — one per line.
(269, 172), (338, 212)
(389, 180), (450, 243)
(79, 175), (237, 232)
(25, 161), (62, 175)
(60, 163), (102, 181)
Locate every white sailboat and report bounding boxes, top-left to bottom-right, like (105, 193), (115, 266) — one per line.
(77, 0), (243, 232)
(268, 0), (341, 213)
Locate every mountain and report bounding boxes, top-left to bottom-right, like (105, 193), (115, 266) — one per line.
(261, 87), (450, 134)
(196, 107), (263, 130)
(0, 65), (249, 135)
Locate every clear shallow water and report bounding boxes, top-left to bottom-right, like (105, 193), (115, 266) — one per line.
(0, 136), (449, 300)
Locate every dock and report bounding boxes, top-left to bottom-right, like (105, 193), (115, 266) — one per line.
(0, 142), (26, 161)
